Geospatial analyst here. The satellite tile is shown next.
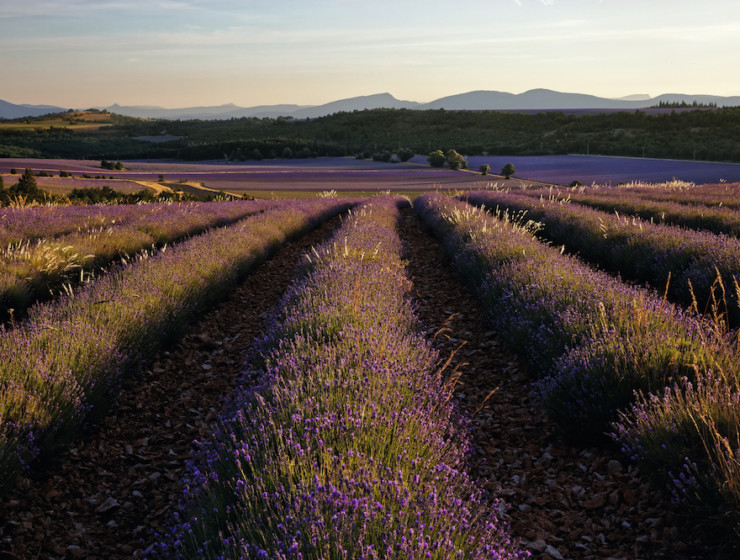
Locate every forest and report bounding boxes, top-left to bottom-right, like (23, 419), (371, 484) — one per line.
(2, 106), (740, 163)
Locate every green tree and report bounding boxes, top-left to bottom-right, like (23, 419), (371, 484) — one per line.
(479, 164), (490, 176)
(501, 163), (516, 179)
(16, 168), (39, 195)
(427, 150), (446, 168)
(445, 149), (467, 170)
(398, 147), (415, 162)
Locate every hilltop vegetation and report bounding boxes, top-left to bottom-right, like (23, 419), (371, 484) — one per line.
(2, 106), (740, 162)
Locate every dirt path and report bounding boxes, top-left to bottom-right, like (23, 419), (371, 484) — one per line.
(0, 216), (341, 559)
(132, 180), (175, 195)
(397, 208), (714, 560)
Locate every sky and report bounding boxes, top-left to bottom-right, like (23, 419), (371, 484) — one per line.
(2, 0), (740, 109)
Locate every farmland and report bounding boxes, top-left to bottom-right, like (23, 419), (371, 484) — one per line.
(1, 156), (740, 558)
(0, 157), (499, 200)
(4, 154), (740, 202)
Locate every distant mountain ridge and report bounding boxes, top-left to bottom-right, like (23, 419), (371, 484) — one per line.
(0, 99), (71, 119)
(2, 89), (740, 120)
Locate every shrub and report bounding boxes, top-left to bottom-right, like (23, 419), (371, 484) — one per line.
(398, 147), (415, 162)
(501, 163), (516, 179)
(446, 149), (467, 170)
(427, 149), (446, 168)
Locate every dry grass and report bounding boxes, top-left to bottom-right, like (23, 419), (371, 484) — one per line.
(0, 111), (114, 132)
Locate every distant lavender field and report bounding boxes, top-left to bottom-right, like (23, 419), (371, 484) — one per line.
(3, 155), (740, 192)
(0, 157), (491, 192)
(457, 155), (740, 185)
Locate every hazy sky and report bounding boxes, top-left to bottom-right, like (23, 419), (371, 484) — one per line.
(2, 0), (740, 108)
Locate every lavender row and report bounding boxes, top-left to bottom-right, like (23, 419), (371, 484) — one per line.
(465, 190), (740, 326)
(415, 193), (740, 538)
(0, 204), (135, 247)
(0, 198), (352, 496)
(522, 186), (740, 239)
(0, 199), (280, 320)
(598, 182), (740, 210)
(0, 200), (269, 247)
(149, 196), (524, 559)
(414, 193), (732, 436)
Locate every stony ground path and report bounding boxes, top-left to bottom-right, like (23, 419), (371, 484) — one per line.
(397, 207), (715, 560)
(0, 216), (342, 559)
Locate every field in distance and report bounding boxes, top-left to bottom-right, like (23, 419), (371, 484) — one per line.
(3, 155), (740, 199)
(0, 157), (503, 199)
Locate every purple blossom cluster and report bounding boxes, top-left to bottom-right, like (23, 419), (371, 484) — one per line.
(1, 200), (282, 320)
(611, 371), (740, 538)
(150, 196), (526, 559)
(465, 190), (740, 327)
(415, 193), (740, 536)
(0, 199), (351, 495)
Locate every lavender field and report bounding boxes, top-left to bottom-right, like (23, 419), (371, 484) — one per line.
(2, 170), (740, 558)
(6, 154), (740, 198)
(0, 157), (494, 196)
(459, 155), (740, 186)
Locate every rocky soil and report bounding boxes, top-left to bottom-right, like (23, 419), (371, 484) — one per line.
(0, 206), (723, 559)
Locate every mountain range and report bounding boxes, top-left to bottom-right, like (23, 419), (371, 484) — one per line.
(2, 89), (740, 120)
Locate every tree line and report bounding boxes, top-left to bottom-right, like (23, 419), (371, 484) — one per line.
(2, 106), (740, 163)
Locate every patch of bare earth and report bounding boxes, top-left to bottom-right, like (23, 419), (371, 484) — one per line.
(398, 208), (719, 560)
(0, 216), (342, 560)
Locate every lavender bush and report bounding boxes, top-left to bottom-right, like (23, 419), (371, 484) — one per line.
(611, 374), (740, 537)
(149, 196), (525, 559)
(0, 199), (352, 495)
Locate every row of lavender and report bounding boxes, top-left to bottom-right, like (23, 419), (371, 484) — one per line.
(415, 193), (740, 538)
(465, 190), (740, 327)
(0, 204), (140, 247)
(0, 200), (278, 247)
(594, 182), (740, 210)
(149, 196), (525, 559)
(521, 186), (740, 238)
(0, 199), (352, 496)
(1, 200), (282, 321)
